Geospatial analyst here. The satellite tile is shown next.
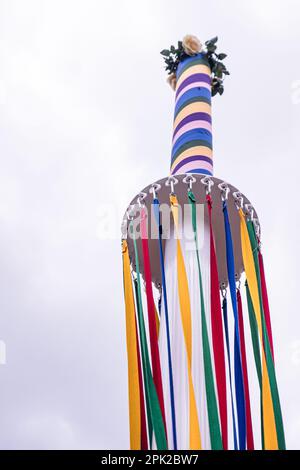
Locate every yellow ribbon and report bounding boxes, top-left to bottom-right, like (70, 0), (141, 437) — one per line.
(122, 240), (141, 450)
(170, 194), (202, 450)
(239, 209), (278, 449)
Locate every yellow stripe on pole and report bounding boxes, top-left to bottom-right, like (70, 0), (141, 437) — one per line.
(239, 210), (278, 449)
(173, 102), (211, 129)
(122, 240), (141, 450)
(170, 146), (212, 173)
(170, 194), (202, 450)
(176, 64), (211, 88)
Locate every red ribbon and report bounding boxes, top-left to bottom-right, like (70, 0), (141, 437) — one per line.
(206, 195), (228, 450)
(140, 207), (167, 439)
(237, 289), (254, 450)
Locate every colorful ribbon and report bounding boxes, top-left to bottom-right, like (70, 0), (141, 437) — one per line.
(123, 186), (284, 450)
(237, 288), (254, 449)
(245, 280), (264, 448)
(188, 190), (222, 450)
(133, 278), (153, 445)
(239, 209), (284, 449)
(258, 250), (275, 362)
(223, 201), (246, 450)
(135, 319), (148, 449)
(140, 207), (167, 440)
(170, 193), (202, 450)
(153, 198), (178, 450)
(222, 295), (238, 450)
(206, 194), (228, 449)
(122, 240), (141, 450)
(132, 223), (167, 449)
(244, 217), (285, 449)
(245, 280), (262, 385)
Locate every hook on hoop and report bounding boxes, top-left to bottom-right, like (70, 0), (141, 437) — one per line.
(233, 191), (244, 209)
(183, 174), (196, 191)
(149, 183), (161, 200)
(201, 176), (214, 194)
(137, 192), (147, 208)
(218, 181), (230, 201)
(166, 175), (178, 194)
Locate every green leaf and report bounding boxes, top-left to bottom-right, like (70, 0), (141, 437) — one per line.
(170, 45), (175, 53)
(215, 63), (223, 77)
(218, 53), (227, 60)
(160, 49), (170, 56)
(207, 44), (217, 53)
(206, 36), (218, 45)
(208, 57), (215, 68)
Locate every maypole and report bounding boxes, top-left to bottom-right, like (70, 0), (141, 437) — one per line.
(121, 34), (285, 450)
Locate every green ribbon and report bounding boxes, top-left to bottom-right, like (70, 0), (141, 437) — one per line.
(131, 222), (168, 450)
(188, 190), (223, 450)
(245, 281), (262, 387)
(245, 280), (264, 449)
(246, 221), (285, 450)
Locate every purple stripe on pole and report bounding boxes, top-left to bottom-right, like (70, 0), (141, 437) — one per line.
(176, 73), (211, 98)
(171, 155), (213, 174)
(173, 112), (212, 137)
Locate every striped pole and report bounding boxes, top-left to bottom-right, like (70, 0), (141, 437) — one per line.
(171, 54), (213, 176)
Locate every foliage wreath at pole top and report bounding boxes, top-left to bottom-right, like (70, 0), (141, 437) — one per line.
(161, 34), (230, 96)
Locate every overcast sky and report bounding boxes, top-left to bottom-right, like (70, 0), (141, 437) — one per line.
(0, 0), (299, 449)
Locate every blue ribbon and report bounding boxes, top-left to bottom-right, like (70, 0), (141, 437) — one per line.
(222, 296), (238, 450)
(223, 201), (246, 450)
(153, 198), (177, 450)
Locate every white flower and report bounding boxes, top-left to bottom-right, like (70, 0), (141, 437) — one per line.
(182, 34), (202, 56)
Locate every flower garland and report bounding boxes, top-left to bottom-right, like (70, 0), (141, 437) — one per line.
(161, 35), (229, 96)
